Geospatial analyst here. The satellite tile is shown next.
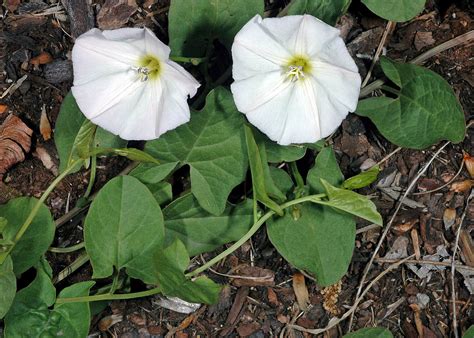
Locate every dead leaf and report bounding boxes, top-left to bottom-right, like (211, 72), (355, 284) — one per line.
(464, 152), (474, 178)
(384, 236), (409, 259)
(442, 208), (456, 230)
(460, 230), (474, 267)
(97, 0), (138, 30)
(0, 114), (33, 178)
(0, 104), (7, 115)
(393, 219), (419, 234)
(451, 180), (474, 193)
(39, 106), (52, 141)
(5, 0), (20, 12)
(267, 287), (279, 306)
(411, 229), (421, 260)
(33, 145), (58, 175)
(414, 31), (435, 50)
(292, 273), (309, 311)
(232, 266), (275, 287)
(236, 322), (261, 337)
(98, 314), (123, 332)
(153, 296), (201, 314)
(409, 304), (424, 337)
(30, 52), (53, 66)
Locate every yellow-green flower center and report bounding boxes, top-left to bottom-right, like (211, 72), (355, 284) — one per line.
(136, 54), (161, 81)
(285, 55), (312, 81)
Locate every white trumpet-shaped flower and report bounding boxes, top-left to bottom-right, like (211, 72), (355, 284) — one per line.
(231, 14), (361, 145)
(71, 28), (200, 140)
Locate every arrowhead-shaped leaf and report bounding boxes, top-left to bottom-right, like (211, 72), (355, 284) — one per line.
(84, 176), (165, 284)
(287, 0), (351, 25)
(357, 57), (465, 149)
(268, 203), (355, 286)
(169, 0), (264, 56)
(362, 0), (425, 22)
(146, 88), (248, 216)
(163, 194), (253, 256)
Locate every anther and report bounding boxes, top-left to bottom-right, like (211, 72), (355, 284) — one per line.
(286, 65), (305, 82)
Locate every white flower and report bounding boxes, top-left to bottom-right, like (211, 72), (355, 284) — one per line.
(231, 14), (361, 145)
(71, 28), (200, 140)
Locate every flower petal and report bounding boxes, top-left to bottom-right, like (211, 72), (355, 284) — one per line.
(73, 28), (143, 68)
(313, 37), (359, 73)
(144, 28), (171, 61)
(240, 81), (322, 145)
(290, 15), (341, 56)
(308, 76), (352, 136)
(232, 14), (291, 80)
(311, 62), (361, 111)
(71, 69), (141, 120)
(163, 61), (200, 98)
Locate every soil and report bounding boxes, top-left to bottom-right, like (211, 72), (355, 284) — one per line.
(0, 0), (473, 337)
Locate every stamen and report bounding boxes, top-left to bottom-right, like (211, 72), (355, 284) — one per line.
(131, 66), (151, 82)
(286, 65), (305, 82)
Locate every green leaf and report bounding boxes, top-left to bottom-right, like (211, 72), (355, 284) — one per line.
(356, 57), (465, 149)
(146, 88), (248, 216)
(245, 125), (284, 215)
(307, 147), (344, 194)
(155, 239), (221, 304)
(0, 197), (55, 275)
(55, 92), (87, 173)
(75, 119), (97, 159)
(268, 203), (355, 286)
(84, 176), (165, 284)
(269, 167), (294, 197)
(163, 194), (253, 256)
(0, 256), (16, 319)
(92, 147), (160, 164)
(130, 162), (179, 184)
(259, 132), (306, 163)
(4, 260), (56, 337)
(53, 281), (95, 338)
(464, 326), (474, 338)
(344, 327), (393, 338)
(287, 0), (351, 25)
(361, 0), (425, 22)
(94, 126), (127, 149)
(169, 0), (264, 57)
(55, 92), (124, 173)
(147, 182), (173, 205)
(342, 166), (380, 190)
(317, 179), (383, 225)
(5, 260), (94, 338)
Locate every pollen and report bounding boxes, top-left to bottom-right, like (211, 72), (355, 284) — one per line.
(285, 55), (312, 82)
(137, 54), (161, 81)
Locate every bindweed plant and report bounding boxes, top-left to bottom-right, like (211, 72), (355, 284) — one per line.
(0, 0), (467, 336)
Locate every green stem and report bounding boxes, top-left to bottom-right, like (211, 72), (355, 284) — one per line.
(380, 85), (401, 96)
(185, 194), (324, 278)
(55, 287), (162, 304)
(0, 159), (83, 265)
(289, 162), (305, 190)
(169, 56), (207, 65)
(55, 194), (326, 304)
(109, 272), (120, 294)
(83, 155), (97, 199)
(49, 242), (85, 253)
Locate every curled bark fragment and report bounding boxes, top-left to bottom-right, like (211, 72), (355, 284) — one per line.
(0, 114), (33, 178)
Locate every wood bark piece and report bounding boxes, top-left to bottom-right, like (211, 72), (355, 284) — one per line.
(62, 0), (94, 39)
(0, 114), (32, 178)
(97, 0), (137, 30)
